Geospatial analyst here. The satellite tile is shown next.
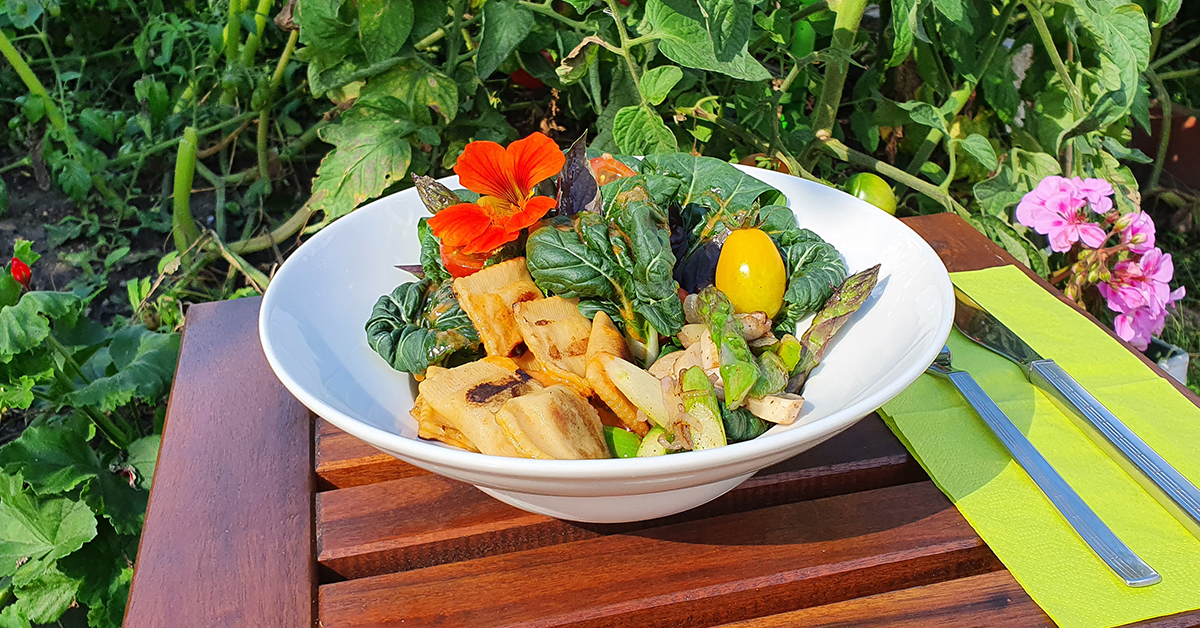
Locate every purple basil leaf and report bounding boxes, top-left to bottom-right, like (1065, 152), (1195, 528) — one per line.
(555, 134), (600, 216)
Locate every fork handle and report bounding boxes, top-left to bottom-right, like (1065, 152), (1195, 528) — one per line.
(946, 370), (1161, 587)
(1029, 359), (1200, 540)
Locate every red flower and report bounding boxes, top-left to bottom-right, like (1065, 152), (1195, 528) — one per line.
(10, 258), (30, 290)
(428, 132), (565, 256)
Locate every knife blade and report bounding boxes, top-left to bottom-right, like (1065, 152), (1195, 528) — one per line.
(954, 286), (1200, 540)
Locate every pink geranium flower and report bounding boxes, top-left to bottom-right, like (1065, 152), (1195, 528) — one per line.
(1113, 308), (1161, 351)
(1072, 177), (1114, 214)
(1118, 211), (1156, 254)
(1017, 189), (1107, 253)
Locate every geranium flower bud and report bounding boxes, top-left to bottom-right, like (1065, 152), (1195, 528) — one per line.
(1065, 283), (1080, 301)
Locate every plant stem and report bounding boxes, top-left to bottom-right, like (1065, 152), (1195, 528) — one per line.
(225, 0), (243, 66)
(0, 29), (79, 154)
(1027, 1), (1084, 116)
(445, 0), (467, 75)
(240, 0), (275, 66)
(415, 28), (446, 50)
(210, 231), (272, 291)
(0, 157), (30, 175)
(173, 127), (202, 253)
(793, 0), (829, 23)
(1156, 67), (1200, 81)
(802, 0), (868, 168)
(518, 0), (590, 30)
(816, 131), (969, 216)
(603, 0), (645, 101)
(26, 44), (135, 66)
(227, 200), (314, 255)
(109, 110), (260, 168)
(255, 29), (298, 192)
(1145, 68), (1171, 192)
(1150, 33), (1200, 71)
(45, 336), (134, 448)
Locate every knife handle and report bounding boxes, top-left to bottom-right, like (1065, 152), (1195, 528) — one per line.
(1029, 359), (1200, 539)
(946, 371), (1160, 587)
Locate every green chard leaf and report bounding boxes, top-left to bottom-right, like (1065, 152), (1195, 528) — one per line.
(366, 278), (480, 375)
(417, 218), (451, 282)
(640, 152), (778, 214)
(774, 229), (848, 334)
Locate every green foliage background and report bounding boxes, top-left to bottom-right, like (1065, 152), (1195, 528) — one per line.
(1, 0), (1199, 624)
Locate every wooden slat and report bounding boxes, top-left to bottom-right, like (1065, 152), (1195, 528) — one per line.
(715, 570), (1200, 628)
(125, 297), (316, 628)
(316, 419), (425, 490)
(318, 482), (1003, 628)
(903, 214), (1200, 404)
(317, 416), (925, 580)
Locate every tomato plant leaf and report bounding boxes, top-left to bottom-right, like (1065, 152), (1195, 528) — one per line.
(58, 159), (92, 202)
(5, 0), (44, 29)
(959, 133), (998, 171)
(0, 292), (82, 364)
(309, 100), (416, 220)
(973, 165), (1026, 216)
(639, 66), (683, 106)
(697, 0), (753, 62)
(358, 0), (414, 64)
(897, 100), (948, 135)
(361, 60), (459, 123)
(63, 327), (180, 413)
(887, 0), (925, 67)
(0, 473), (97, 579)
(1155, 0), (1181, 25)
(477, 0), (533, 79)
(644, 0), (770, 81)
(640, 152), (777, 212)
(613, 105), (678, 155)
(931, 0), (971, 33)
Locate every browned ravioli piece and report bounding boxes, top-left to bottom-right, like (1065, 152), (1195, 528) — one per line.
(494, 385), (608, 459)
(583, 311), (647, 436)
(514, 296), (592, 378)
(415, 356), (543, 457)
(453, 258), (541, 357)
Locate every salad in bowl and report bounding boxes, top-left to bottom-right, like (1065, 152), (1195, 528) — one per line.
(364, 132), (879, 462)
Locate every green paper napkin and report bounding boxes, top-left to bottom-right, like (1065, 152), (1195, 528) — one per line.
(879, 265), (1200, 628)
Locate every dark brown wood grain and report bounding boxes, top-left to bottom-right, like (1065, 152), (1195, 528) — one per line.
(316, 416), (925, 580)
(715, 570), (1200, 628)
(317, 482), (1004, 628)
(316, 419), (426, 490)
(902, 213), (1200, 405)
(124, 297), (316, 628)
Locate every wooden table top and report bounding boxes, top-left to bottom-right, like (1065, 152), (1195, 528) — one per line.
(122, 212), (1200, 628)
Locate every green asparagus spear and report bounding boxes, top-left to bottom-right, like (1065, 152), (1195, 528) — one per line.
(679, 366), (728, 450)
(791, 264), (881, 392)
(695, 287), (760, 408)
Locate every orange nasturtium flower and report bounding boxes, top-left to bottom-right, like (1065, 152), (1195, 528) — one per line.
(428, 132), (565, 260)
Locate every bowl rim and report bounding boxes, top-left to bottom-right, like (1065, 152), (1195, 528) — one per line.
(258, 165), (953, 480)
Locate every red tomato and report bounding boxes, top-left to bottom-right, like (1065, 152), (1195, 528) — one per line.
(589, 154), (637, 185)
(440, 246), (488, 278)
(510, 68), (544, 90)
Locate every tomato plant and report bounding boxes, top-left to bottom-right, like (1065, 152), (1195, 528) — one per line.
(845, 173), (897, 215)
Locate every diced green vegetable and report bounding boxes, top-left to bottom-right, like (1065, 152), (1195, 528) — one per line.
(749, 350), (788, 397)
(636, 426), (670, 457)
(604, 425), (642, 458)
(679, 366), (728, 450)
(695, 287), (759, 408)
(602, 354), (671, 429)
(770, 333), (802, 371)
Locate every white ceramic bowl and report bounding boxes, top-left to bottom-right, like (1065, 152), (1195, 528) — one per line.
(259, 167), (952, 523)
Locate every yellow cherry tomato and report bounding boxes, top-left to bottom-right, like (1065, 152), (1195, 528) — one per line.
(714, 228), (787, 318)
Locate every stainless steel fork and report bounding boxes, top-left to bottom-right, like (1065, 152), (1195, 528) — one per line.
(927, 345), (1160, 587)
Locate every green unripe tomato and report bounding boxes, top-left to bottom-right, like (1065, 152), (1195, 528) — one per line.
(845, 173), (897, 215)
(789, 21), (815, 58)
